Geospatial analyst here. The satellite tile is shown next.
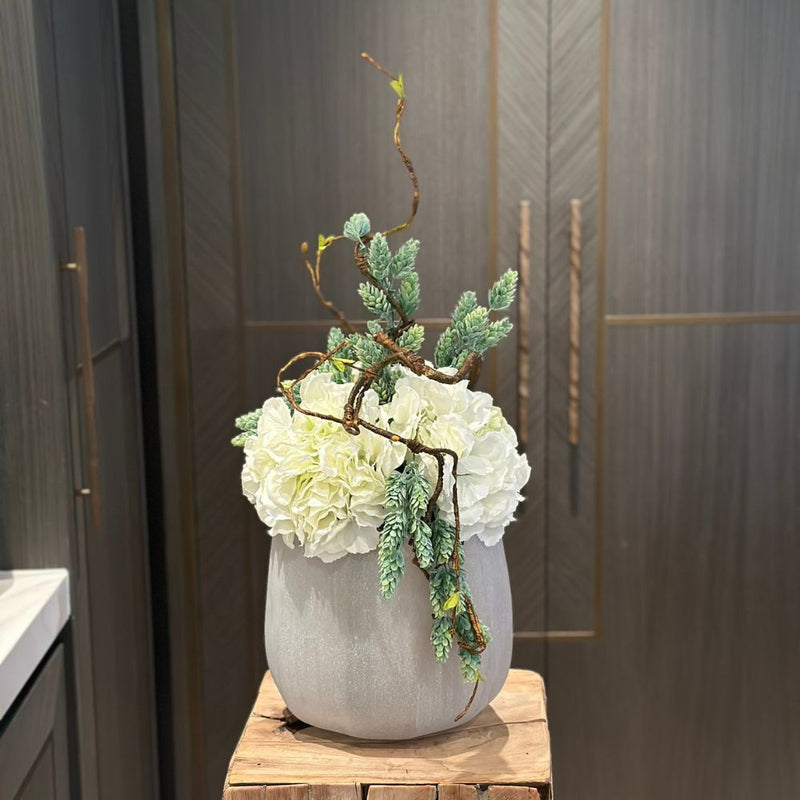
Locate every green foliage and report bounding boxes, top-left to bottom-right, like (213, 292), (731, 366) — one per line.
(411, 518), (434, 570)
(397, 324), (424, 353)
(433, 327), (457, 370)
(390, 73), (405, 99)
(358, 282), (393, 322)
(379, 465), (430, 598)
(431, 616), (454, 663)
(389, 239), (420, 278)
(379, 507), (406, 598)
(368, 234), (391, 283)
(231, 408), (262, 446)
(488, 269), (518, 311)
(434, 272), (518, 367)
(429, 564), (457, 617)
(452, 291), (478, 325)
(343, 212), (370, 243)
(398, 273), (420, 316)
(431, 512), (456, 565)
(458, 648), (482, 683)
(372, 365), (401, 404)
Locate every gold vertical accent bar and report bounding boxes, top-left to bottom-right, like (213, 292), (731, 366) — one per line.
(488, 0), (499, 397)
(568, 199), (582, 446)
(517, 201), (531, 451)
(67, 227), (102, 530)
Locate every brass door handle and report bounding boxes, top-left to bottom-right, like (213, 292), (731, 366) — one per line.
(517, 200), (530, 453)
(568, 199), (581, 446)
(62, 227), (101, 530)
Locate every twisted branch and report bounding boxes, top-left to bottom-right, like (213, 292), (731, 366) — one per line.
(282, 53), (484, 720)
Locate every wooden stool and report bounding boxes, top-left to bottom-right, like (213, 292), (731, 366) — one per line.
(223, 668), (552, 799)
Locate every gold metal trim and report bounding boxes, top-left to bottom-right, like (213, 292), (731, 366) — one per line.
(592, 0), (611, 642)
(63, 227), (101, 531)
(243, 317), (453, 331)
(568, 199), (582, 447)
(488, 0), (499, 398)
(517, 201), (531, 451)
(606, 310), (800, 326)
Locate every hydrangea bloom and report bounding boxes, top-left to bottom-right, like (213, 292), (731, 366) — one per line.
(385, 368), (530, 545)
(241, 372), (405, 561)
(241, 369), (530, 560)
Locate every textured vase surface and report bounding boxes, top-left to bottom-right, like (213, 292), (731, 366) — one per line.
(264, 532), (513, 740)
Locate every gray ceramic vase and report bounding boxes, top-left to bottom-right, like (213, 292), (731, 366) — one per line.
(264, 532), (513, 740)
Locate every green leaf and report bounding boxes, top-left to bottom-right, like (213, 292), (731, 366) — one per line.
(430, 616), (454, 662)
(343, 212), (371, 242)
(459, 648), (482, 683)
(330, 357), (354, 372)
(452, 291), (478, 325)
(317, 233), (335, 252)
(389, 238), (419, 278)
(443, 591), (460, 611)
(398, 272), (420, 316)
(488, 269), (518, 311)
(390, 73), (405, 99)
(368, 233), (391, 284)
(358, 282), (393, 320)
(397, 324), (425, 353)
(433, 327), (457, 368)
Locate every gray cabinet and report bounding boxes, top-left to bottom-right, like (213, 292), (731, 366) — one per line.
(0, 646), (71, 800)
(0, 0), (159, 797)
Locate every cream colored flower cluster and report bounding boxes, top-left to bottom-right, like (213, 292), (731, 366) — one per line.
(242, 370), (530, 561)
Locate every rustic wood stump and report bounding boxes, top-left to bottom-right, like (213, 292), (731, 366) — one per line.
(223, 669), (552, 800)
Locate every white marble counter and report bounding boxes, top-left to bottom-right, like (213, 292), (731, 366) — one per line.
(0, 568), (70, 720)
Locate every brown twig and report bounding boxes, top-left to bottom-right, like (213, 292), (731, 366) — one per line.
(280, 53), (487, 720)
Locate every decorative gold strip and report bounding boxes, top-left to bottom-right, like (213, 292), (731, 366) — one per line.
(64, 227), (101, 531)
(592, 0), (611, 641)
(515, 630), (598, 642)
(488, 0), (499, 398)
(568, 199), (582, 447)
(606, 311), (800, 326)
(517, 201), (531, 451)
(243, 317), (452, 331)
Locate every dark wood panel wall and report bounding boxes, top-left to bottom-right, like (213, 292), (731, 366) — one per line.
(158, 2), (551, 796)
(546, 1), (800, 798)
(140, 1), (800, 799)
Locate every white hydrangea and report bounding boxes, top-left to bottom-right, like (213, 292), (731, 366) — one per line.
(241, 368), (530, 561)
(241, 372), (405, 562)
(385, 368), (530, 545)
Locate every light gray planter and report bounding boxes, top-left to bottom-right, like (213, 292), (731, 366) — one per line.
(264, 532), (513, 740)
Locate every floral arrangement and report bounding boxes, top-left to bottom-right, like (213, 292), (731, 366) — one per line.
(234, 54), (530, 718)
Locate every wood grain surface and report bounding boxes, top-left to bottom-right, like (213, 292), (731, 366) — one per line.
(548, 323), (800, 799)
(225, 669), (550, 789)
(606, 0), (800, 314)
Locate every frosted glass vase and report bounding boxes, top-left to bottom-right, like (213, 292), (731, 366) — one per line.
(264, 532), (513, 740)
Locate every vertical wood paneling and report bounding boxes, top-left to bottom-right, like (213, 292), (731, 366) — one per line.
(548, 323), (800, 799)
(232, 0), (490, 323)
(0, 0), (73, 572)
(171, 2), (547, 795)
(172, 1), (252, 794)
(494, 1), (548, 660)
(546, 0), (602, 631)
(606, 0), (800, 314)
